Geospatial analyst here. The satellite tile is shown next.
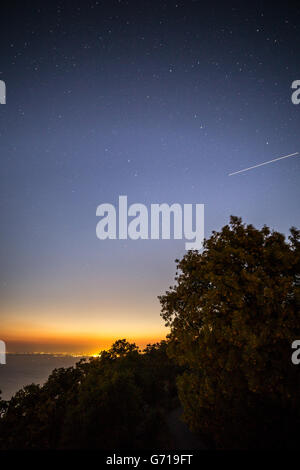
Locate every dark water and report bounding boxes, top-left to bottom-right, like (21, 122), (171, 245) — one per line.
(0, 354), (84, 400)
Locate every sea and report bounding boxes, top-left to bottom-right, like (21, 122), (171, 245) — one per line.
(0, 354), (85, 400)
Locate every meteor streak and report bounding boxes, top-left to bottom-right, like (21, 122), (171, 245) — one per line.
(228, 152), (299, 176)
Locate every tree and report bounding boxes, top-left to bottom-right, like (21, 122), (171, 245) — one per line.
(0, 340), (178, 449)
(159, 216), (300, 449)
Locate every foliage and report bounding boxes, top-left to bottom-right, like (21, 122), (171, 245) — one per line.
(159, 216), (300, 449)
(2, 217), (299, 449)
(0, 340), (179, 449)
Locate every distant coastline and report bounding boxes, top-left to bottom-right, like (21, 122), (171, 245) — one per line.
(5, 352), (89, 357)
(0, 353), (85, 401)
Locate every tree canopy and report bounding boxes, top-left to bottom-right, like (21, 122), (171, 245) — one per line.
(0, 340), (179, 449)
(1, 216), (299, 449)
(159, 216), (300, 448)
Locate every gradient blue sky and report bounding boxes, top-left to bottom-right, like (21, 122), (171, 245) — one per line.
(0, 1), (299, 353)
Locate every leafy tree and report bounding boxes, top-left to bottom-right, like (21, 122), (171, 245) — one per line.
(159, 216), (300, 449)
(0, 340), (179, 449)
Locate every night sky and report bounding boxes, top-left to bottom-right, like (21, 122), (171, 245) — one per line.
(1, 1), (299, 354)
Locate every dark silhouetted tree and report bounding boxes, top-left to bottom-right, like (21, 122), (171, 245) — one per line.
(0, 340), (179, 449)
(159, 216), (300, 449)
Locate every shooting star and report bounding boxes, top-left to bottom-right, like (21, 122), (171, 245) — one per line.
(228, 152), (299, 176)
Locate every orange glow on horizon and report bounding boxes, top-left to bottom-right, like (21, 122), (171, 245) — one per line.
(3, 334), (167, 356)
(1, 295), (168, 354)
(2, 321), (168, 355)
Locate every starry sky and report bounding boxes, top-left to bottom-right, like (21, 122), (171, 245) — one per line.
(0, 1), (299, 354)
